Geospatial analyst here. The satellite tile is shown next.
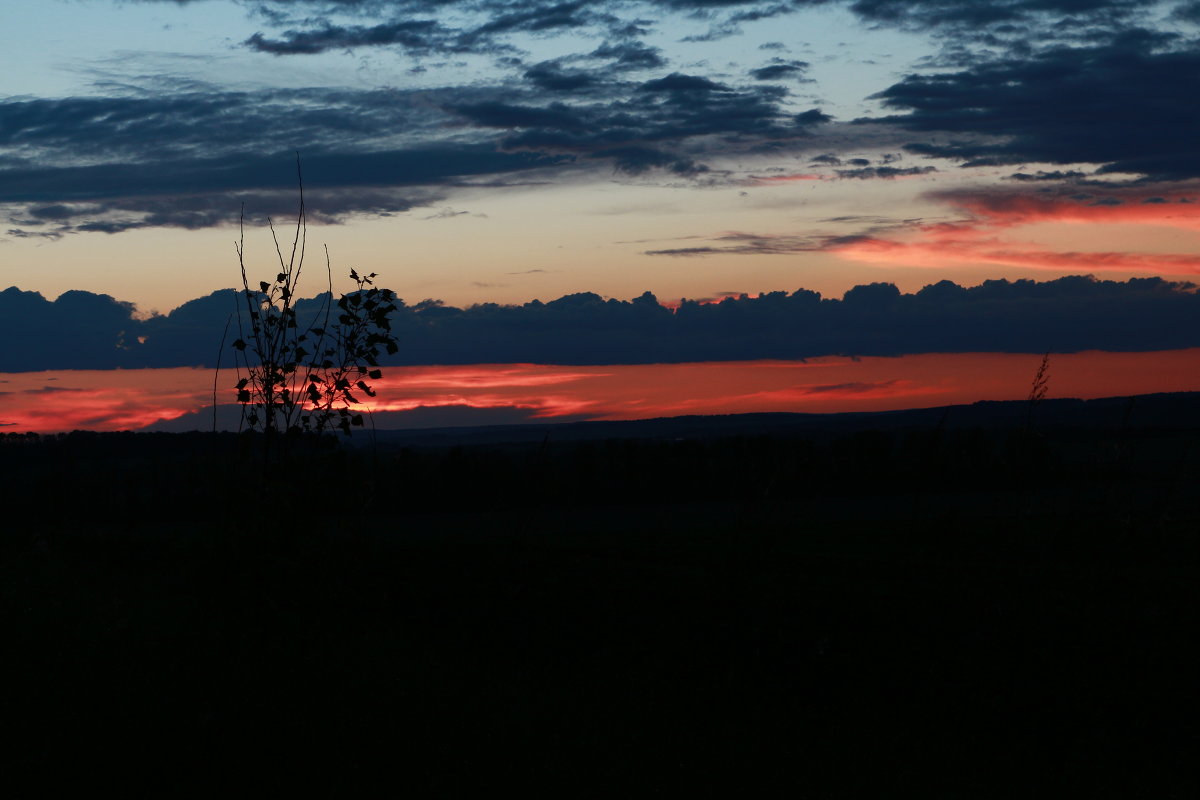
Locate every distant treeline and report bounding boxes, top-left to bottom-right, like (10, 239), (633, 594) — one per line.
(3, 274), (1199, 371)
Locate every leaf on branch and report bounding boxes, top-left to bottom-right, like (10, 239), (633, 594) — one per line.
(232, 339), (247, 351)
(259, 281), (270, 294)
(368, 369), (382, 380)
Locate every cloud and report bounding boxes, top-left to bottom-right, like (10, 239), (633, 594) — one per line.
(241, 0), (618, 57)
(834, 165), (937, 179)
(8, 0), (1192, 240)
(645, 231), (826, 256)
(6, 276), (1200, 371)
(588, 40), (667, 71)
(927, 184), (1200, 228)
(244, 19), (457, 56)
(523, 61), (601, 92)
(823, 183), (1200, 274)
(0, 81), (575, 234)
(833, 237), (1200, 275)
(867, 32), (1200, 180)
(444, 73), (817, 177)
(749, 59), (812, 81)
(847, 0), (1145, 30)
(0, 34), (825, 237)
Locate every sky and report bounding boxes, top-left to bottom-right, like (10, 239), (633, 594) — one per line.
(3, 1), (1200, 430)
(5, 0), (1200, 313)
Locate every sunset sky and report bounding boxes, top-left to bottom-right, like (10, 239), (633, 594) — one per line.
(3, 1), (1200, 431)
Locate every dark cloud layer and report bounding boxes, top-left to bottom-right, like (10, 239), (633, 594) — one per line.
(3, 275), (1196, 371)
(869, 32), (1200, 179)
(7, 0), (1194, 237)
(0, 83), (578, 234)
(223, 0), (1153, 47)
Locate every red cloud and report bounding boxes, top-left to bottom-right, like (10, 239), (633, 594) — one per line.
(831, 184), (1200, 275)
(832, 236), (1200, 274)
(932, 187), (1200, 229)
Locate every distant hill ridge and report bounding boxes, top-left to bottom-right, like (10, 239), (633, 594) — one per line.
(333, 391), (1200, 448)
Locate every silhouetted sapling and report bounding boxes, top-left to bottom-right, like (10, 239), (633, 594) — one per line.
(1024, 351), (1051, 430)
(230, 158), (399, 437)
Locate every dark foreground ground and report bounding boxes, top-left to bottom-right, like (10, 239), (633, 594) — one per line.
(2, 397), (1197, 795)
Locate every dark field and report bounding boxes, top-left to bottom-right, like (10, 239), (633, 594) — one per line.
(2, 397), (1197, 795)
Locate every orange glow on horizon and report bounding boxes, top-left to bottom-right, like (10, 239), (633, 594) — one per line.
(3, 350), (1198, 434)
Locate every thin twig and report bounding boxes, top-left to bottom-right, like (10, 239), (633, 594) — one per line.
(214, 312), (232, 434)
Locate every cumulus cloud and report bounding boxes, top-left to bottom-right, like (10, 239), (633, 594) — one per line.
(5, 275), (1200, 371)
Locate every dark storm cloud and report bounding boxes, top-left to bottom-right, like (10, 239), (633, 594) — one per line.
(867, 33), (1200, 179)
(5, 275), (1199, 370)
